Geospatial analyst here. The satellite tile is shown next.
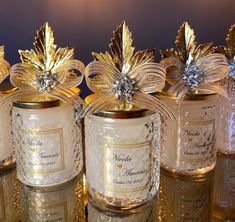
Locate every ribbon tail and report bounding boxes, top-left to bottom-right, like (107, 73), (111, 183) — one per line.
(198, 83), (229, 99)
(50, 84), (83, 106)
(0, 89), (40, 105)
(79, 94), (117, 119)
(132, 92), (176, 119)
(167, 81), (189, 101)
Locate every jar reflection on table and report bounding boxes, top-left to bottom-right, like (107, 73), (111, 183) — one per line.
(88, 197), (157, 222)
(213, 153), (235, 220)
(85, 96), (161, 210)
(217, 91), (235, 155)
(0, 168), (18, 222)
(157, 169), (214, 222)
(157, 93), (218, 175)
(12, 96), (83, 187)
(19, 172), (85, 222)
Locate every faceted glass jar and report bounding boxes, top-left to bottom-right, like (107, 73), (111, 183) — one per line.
(158, 93), (218, 175)
(213, 153), (235, 220)
(217, 90), (235, 155)
(19, 172), (85, 222)
(12, 97), (83, 187)
(85, 102), (161, 210)
(0, 86), (16, 171)
(158, 169), (214, 222)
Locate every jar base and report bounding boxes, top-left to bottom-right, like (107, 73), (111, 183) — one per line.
(0, 154), (16, 173)
(88, 188), (157, 211)
(160, 163), (216, 177)
(17, 170), (83, 188)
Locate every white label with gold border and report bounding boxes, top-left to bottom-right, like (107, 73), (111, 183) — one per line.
(103, 141), (151, 198)
(179, 120), (216, 167)
(20, 128), (65, 174)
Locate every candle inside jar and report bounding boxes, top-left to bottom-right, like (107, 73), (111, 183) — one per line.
(12, 96), (83, 187)
(85, 96), (161, 210)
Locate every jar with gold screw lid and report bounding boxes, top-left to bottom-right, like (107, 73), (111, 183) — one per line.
(85, 95), (161, 210)
(12, 94), (83, 187)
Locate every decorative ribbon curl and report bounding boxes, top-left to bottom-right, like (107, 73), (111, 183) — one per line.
(2, 23), (85, 105)
(0, 46), (10, 85)
(160, 22), (229, 101)
(81, 22), (175, 119)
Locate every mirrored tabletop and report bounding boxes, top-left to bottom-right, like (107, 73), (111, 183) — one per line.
(0, 153), (234, 222)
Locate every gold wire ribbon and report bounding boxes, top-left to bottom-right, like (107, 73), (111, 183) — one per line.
(160, 53), (229, 100)
(1, 23), (85, 105)
(81, 22), (175, 119)
(160, 22), (229, 101)
(0, 46), (10, 86)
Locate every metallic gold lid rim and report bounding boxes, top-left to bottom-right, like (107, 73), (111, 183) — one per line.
(13, 99), (61, 109)
(93, 109), (154, 119)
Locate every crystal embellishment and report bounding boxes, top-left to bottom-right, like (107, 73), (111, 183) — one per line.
(229, 62), (235, 79)
(33, 71), (58, 93)
(112, 74), (138, 101)
(182, 65), (204, 88)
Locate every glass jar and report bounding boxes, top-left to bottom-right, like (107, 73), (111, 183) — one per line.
(19, 172), (85, 222)
(0, 168), (18, 222)
(0, 86), (16, 172)
(217, 90), (235, 155)
(85, 96), (161, 210)
(12, 96), (83, 187)
(157, 93), (218, 175)
(213, 153), (235, 220)
(158, 169), (214, 222)
(88, 197), (157, 222)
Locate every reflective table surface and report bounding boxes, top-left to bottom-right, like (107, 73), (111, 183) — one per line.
(0, 153), (234, 222)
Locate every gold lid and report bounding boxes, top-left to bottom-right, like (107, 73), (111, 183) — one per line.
(85, 94), (153, 119)
(13, 87), (81, 109)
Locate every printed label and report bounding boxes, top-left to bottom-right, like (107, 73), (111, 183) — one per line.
(0, 185), (6, 221)
(179, 120), (215, 163)
(103, 141), (151, 192)
(31, 202), (68, 222)
(21, 128), (65, 174)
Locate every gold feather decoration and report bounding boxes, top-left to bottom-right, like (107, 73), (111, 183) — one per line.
(82, 21), (175, 119)
(6, 22), (85, 105)
(160, 21), (229, 100)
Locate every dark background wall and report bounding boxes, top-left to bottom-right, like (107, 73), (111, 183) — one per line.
(0, 0), (235, 96)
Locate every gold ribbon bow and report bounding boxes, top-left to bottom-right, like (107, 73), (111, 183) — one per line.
(0, 46), (10, 85)
(215, 24), (235, 93)
(82, 21), (175, 119)
(160, 22), (229, 100)
(4, 23), (85, 105)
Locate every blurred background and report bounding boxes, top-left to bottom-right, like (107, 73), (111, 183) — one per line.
(0, 0), (235, 96)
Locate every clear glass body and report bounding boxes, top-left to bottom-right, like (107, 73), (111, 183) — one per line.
(85, 113), (160, 209)
(88, 197), (157, 222)
(0, 168), (18, 222)
(159, 94), (218, 175)
(158, 170), (214, 222)
(19, 172), (85, 221)
(0, 101), (15, 170)
(213, 153), (235, 220)
(12, 103), (83, 187)
(217, 92), (235, 155)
